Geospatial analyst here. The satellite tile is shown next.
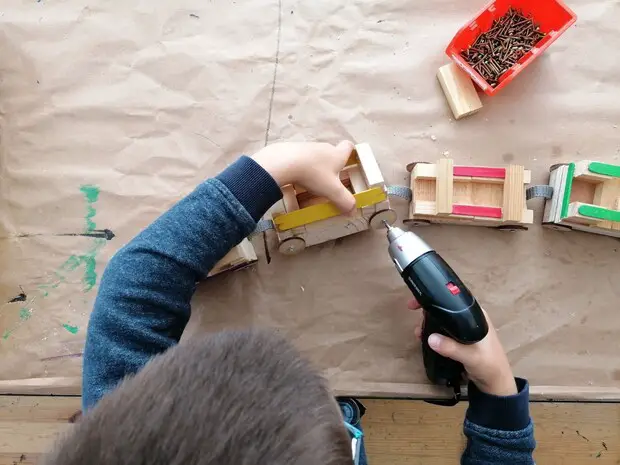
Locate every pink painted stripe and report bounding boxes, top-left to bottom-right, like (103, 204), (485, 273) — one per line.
(452, 204), (503, 219)
(453, 166), (506, 178)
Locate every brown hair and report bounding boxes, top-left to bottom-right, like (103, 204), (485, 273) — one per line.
(44, 330), (352, 465)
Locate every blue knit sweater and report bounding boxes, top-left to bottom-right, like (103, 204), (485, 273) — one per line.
(83, 156), (536, 464)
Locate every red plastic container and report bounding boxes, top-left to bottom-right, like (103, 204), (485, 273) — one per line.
(446, 0), (577, 96)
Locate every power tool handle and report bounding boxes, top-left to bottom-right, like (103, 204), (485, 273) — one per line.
(422, 310), (465, 386)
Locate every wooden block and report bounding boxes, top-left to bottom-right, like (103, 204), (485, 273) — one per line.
(563, 202), (601, 225)
(348, 165), (368, 194)
(522, 209), (534, 224)
(573, 160), (614, 182)
(412, 163), (437, 180)
(355, 143), (384, 188)
(437, 63), (483, 120)
(613, 198), (620, 231)
(543, 165), (568, 224)
(293, 184), (307, 195)
(502, 165), (525, 222)
(471, 176), (505, 184)
(414, 200), (437, 216)
(208, 238), (257, 277)
(303, 211), (369, 247)
(593, 179), (620, 229)
(435, 159), (454, 215)
(282, 184), (300, 213)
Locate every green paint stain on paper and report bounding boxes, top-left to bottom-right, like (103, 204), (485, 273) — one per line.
(62, 324), (79, 334)
(19, 307), (32, 320)
(58, 238), (106, 291)
(80, 185), (100, 232)
(2, 329), (11, 340)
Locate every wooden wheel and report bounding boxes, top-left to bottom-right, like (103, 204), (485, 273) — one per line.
(549, 163), (569, 173)
(406, 161), (431, 173)
(543, 223), (573, 232)
(404, 219), (432, 227)
(369, 209), (398, 229)
(278, 237), (306, 255)
(494, 224), (528, 232)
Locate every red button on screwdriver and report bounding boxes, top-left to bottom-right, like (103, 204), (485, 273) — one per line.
(446, 282), (460, 295)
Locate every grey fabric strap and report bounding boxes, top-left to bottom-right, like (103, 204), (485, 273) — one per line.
(251, 219), (275, 236)
(526, 185), (554, 201)
(386, 185), (412, 201)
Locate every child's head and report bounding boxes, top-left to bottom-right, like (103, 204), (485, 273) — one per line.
(45, 330), (352, 465)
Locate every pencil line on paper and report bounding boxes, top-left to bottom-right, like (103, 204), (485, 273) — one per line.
(264, 0), (283, 147)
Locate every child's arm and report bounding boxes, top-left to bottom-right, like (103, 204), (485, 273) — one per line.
(83, 141), (356, 410)
(409, 301), (536, 465)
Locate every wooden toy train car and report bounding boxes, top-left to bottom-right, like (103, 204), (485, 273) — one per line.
(406, 159), (533, 231)
(542, 161), (620, 238)
(268, 143), (397, 255)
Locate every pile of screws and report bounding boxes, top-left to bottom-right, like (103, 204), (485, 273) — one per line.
(461, 8), (546, 87)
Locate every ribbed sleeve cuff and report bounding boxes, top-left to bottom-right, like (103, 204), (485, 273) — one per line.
(216, 156), (283, 222)
(466, 378), (531, 431)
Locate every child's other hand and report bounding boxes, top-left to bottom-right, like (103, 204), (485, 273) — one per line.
(408, 298), (518, 397)
(252, 141), (356, 214)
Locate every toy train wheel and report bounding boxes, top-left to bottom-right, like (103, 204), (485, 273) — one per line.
(543, 222), (573, 232)
(494, 225), (528, 232)
(406, 161), (431, 172)
(278, 237), (306, 255)
(405, 219), (432, 227)
(369, 209), (398, 229)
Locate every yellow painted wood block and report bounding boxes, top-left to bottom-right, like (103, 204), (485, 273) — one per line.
(274, 187), (387, 231)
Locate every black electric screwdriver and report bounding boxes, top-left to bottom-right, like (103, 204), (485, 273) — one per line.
(384, 222), (488, 405)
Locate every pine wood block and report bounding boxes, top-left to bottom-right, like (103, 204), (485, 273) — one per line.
(502, 165), (525, 222)
(414, 200), (437, 216)
(412, 163), (437, 180)
(437, 63), (483, 120)
(304, 213), (368, 247)
(435, 159), (454, 215)
(593, 179), (620, 230)
(613, 197), (620, 231)
(282, 185), (300, 213)
(573, 160), (614, 182)
(564, 202), (600, 225)
(208, 239), (257, 277)
(348, 166), (368, 194)
(355, 143), (384, 188)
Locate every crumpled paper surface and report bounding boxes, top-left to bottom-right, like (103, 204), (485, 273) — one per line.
(1, 0), (619, 400)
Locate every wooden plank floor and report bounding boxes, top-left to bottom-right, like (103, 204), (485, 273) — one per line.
(1, 396), (618, 464)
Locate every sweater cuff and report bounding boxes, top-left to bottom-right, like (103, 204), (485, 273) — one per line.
(466, 377), (530, 431)
(216, 156), (283, 222)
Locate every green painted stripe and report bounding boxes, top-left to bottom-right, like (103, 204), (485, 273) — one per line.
(578, 204), (620, 222)
(588, 162), (620, 178)
(560, 163), (575, 219)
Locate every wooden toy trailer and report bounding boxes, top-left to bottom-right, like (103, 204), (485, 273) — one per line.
(543, 161), (620, 238)
(208, 238), (257, 277)
(268, 143), (397, 255)
(406, 159), (533, 230)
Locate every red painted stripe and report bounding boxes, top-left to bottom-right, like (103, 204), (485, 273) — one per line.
(452, 205), (503, 219)
(453, 166), (506, 178)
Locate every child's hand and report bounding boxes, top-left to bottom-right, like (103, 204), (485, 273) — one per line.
(252, 141), (356, 213)
(408, 298), (518, 397)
